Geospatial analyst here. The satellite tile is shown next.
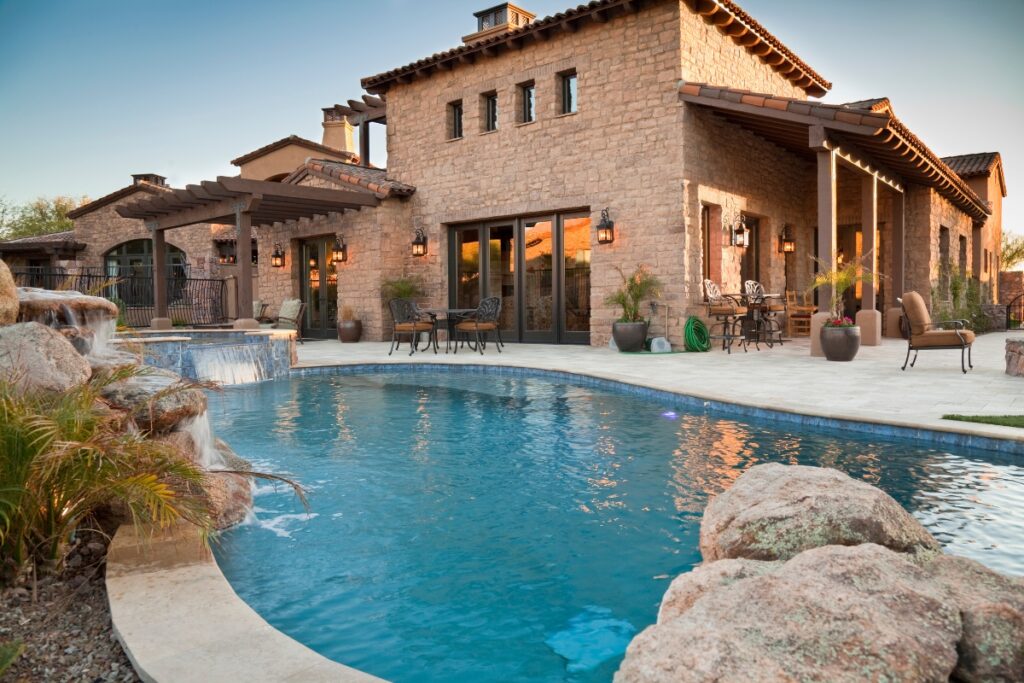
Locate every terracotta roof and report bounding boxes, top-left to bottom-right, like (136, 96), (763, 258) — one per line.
(942, 152), (1006, 198)
(679, 82), (990, 220)
(842, 98), (892, 114)
(66, 182), (170, 219)
(284, 159), (416, 198)
(1, 230), (77, 244)
(0, 230), (85, 254)
(361, 0), (830, 97)
(230, 135), (358, 167)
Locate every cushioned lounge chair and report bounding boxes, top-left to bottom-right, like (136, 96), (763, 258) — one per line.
(388, 298), (437, 356)
(899, 291), (975, 373)
(261, 298), (305, 344)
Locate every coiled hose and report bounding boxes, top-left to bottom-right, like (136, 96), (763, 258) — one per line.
(684, 316), (711, 352)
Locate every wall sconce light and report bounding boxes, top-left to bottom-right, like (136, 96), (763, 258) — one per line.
(778, 225), (795, 254)
(270, 243), (285, 268)
(331, 237), (348, 264)
(596, 208), (615, 244)
(730, 216), (750, 248)
(411, 227), (428, 257)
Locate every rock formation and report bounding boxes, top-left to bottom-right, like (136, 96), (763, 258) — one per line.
(100, 367), (208, 434)
(0, 260), (18, 325)
(0, 322), (91, 393)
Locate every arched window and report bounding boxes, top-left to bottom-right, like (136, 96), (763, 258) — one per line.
(104, 239), (187, 277)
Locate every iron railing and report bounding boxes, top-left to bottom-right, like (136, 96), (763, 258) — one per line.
(1008, 293), (1023, 330)
(12, 268), (226, 328)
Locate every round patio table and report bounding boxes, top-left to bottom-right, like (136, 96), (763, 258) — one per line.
(422, 308), (475, 353)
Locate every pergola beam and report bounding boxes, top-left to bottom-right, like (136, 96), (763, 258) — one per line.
(808, 126), (903, 193)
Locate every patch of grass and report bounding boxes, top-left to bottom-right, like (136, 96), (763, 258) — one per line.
(943, 414), (1024, 429)
(0, 640), (25, 676)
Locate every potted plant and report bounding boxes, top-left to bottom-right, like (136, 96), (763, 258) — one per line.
(337, 305), (362, 343)
(381, 275), (425, 302)
(606, 264), (662, 352)
(809, 252), (876, 362)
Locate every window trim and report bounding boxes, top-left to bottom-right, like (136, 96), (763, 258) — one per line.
(481, 91), (499, 133)
(447, 100), (464, 140)
(559, 70), (578, 115)
(517, 80), (536, 124)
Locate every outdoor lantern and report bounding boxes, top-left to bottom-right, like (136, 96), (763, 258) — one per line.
(731, 217), (750, 248)
(596, 208), (615, 244)
(778, 226), (796, 254)
(411, 227), (428, 257)
(331, 237), (348, 264)
(270, 243), (285, 268)
(309, 254), (318, 268)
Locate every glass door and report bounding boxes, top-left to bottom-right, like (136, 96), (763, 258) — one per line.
(487, 223), (517, 338)
(521, 216), (555, 343)
(561, 214), (591, 344)
(301, 237), (338, 339)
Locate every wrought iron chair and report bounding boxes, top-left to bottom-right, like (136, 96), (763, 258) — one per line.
(744, 280), (784, 347)
(703, 280), (746, 354)
(262, 298), (306, 344)
(388, 298), (437, 356)
(454, 296), (503, 354)
(898, 291), (975, 373)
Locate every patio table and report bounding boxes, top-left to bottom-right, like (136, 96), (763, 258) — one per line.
(422, 308), (476, 352)
(724, 293), (783, 350)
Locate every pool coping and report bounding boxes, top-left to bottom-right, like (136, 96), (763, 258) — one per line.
(290, 361), (1024, 456)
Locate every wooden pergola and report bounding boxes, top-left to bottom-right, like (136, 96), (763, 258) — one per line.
(117, 176), (379, 328)
(322, 95), (386, 167)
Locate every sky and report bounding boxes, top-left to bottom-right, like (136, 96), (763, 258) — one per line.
(0, 0), (1021, 236)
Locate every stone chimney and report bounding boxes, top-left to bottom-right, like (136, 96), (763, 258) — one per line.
(132, 173), (167, 187)
(322, 108), (356, 155)
(463, 3), (535, 44)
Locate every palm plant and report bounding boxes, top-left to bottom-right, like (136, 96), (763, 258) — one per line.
(808, 251), (878, 325)
(0, 367), (213, 583)
(381, 275), (425, 301)
(606, 264), (662, 323)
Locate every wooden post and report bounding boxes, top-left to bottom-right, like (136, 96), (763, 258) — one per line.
(811, 147), (837, 356)
(861, 175), (878, 311)
(891, 190), (905, 298)
(359, 121), (370, 167)
(151, 228), (171, 330)
(234, 209), (258, 329)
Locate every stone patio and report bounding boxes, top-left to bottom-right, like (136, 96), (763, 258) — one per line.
(295, 331), (1024, 447)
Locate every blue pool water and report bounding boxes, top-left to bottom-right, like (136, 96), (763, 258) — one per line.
(210, 370), (1024, 683)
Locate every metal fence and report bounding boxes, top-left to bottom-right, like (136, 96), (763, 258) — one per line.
(1009, 293), (1023, 330)
(12, 268), (227, 328)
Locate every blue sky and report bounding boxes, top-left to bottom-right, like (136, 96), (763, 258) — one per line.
(0, 0), (1021, 235)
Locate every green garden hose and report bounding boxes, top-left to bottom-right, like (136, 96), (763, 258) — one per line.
(684, 316), (711, 352)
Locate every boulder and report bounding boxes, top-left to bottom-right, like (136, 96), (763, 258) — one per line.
(0, 260), (17, 326)
(657, 558), (780, 624)
(215, 437), (253, 472)
(16, 286), (118, 323)
(918, 553), (1024, 682)
(203, 472), (252, 529)
(616, 544), (962, 683)
(99, 367), (207, 433)
(88, 348), (143, 374)
(700, 463), (939, 562)
(0, 321), (91, 393)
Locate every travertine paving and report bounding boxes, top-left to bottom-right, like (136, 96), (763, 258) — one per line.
(296, 332), (1024, 446)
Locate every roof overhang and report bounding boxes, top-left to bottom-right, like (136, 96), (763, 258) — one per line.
(0, 239), (86, 256)
(116, 176), (380, 230)
(679, 82), (990, 220)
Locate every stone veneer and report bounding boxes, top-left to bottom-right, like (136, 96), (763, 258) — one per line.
(1007, 338), (1024, 377)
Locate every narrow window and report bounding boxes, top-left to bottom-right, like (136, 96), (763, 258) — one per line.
(448, 100), (463, 140)
(559, 70), (578, 114)
(518, 81), (535, 123)
(482, 92), (498, 132)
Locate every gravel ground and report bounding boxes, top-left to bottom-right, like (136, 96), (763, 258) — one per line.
(0, 538), (139, 683)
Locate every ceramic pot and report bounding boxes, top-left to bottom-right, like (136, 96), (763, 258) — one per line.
(612, 321), (649, 352)
(820, 325), (860, 361)
(337, 320), (363, 343)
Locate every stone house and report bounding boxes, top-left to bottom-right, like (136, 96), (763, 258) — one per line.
(3, 0), (1007, 346)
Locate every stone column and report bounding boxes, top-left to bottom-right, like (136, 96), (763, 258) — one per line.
(151, 228), (171, 330)
(884, 190), (906, 338)
(856, 175), (881, 345)
(234, 210), (259, 330)
(811, 148), (837, 357)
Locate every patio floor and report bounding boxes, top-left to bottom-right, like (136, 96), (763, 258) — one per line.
(295, 331), (1024, 447)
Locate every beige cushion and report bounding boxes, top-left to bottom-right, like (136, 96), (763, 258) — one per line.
(913, 329), (975, 348)
(902, 291), (931, 336)
(709, 305), (747, 316)
(456, 321), (498, 331)
(395, 322), (433, 333)
(278, 299), (302, 320)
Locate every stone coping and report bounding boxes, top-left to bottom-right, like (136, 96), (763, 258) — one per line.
(111, 336), (191, 345)
(106, 523), (383, 683)
(118, 329), (293, 339)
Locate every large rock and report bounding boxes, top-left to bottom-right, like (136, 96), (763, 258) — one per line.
(0, 260), (17, 326)
(99, 367), (207, 433)
(919, 553), (1024, 682)
(203, 472), (252, 529)
(16, 286), (118, 323)
(0, 321), (91, 393)
(616, 544), (962, 683)
(657, 558), (780, 624)
(89, 348), (143, 374)
(700, 463), (939, 562)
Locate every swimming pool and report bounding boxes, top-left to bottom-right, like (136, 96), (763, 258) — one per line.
(210, 369), (1024, 683)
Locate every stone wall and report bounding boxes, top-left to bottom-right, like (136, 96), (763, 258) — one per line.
(1000, 271), (1023, 306)
(904, 185), (974, 310)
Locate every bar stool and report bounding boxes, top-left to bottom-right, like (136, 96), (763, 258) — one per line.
(704, 280), (747, 354)
(744, 280), (784, 347)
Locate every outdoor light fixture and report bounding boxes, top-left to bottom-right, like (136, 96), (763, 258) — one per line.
(778, 225), (796, 254)
(270, 243), (285, 268)
(731, 216), (750, 248)
(331, 237), (348, 264)
(596, 208), (615, 244)
(309, 255), (318, 268)
(411, 227), (428, 257)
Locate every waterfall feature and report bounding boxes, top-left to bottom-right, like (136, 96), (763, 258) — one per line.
(190, 343), (271, 385)
(16, 287), (119, 357)
(180, 412), (227, 469)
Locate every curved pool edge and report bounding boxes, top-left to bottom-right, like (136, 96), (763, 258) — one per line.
(291, 361), (1024, 456)
(106, 522), (386, 683)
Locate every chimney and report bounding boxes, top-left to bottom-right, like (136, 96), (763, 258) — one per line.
(464, 3), (535, 44)
(322, 108), (356, 155)
(132, 173), (167, 187)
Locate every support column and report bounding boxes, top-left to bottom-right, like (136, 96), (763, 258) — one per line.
(811, 148), (837, 357)
(234, 210), (259, 330)
(884, 190), (906, 337)
(359, 121), (370, 167)
(151, 228), (171, 330)
(856, 175), (881, 345)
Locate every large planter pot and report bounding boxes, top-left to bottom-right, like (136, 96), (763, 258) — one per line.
(612, 321), (649, 352)
(820, 325), (860, 361)
(337, 320), (363, 343)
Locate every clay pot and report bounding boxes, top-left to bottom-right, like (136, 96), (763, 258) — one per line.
(820, 325), (861, 361)
(612, 321), (649, 352)
(337, 319), (362, 343)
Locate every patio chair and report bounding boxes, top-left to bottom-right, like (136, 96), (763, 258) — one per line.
(253, 299), (270, 323)
(388, 298), (437, 356)
(262, 298), (306, 344)
(898, 291), (975, 374)
(785, 290), (816, 337)
(744, 280), (784, 346)
(454, 296), (503, 355)
(703, 280), (746, 354)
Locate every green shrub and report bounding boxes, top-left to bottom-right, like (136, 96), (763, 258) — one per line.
(0, 640), (24, 676)
(931, 261), (989, 333)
